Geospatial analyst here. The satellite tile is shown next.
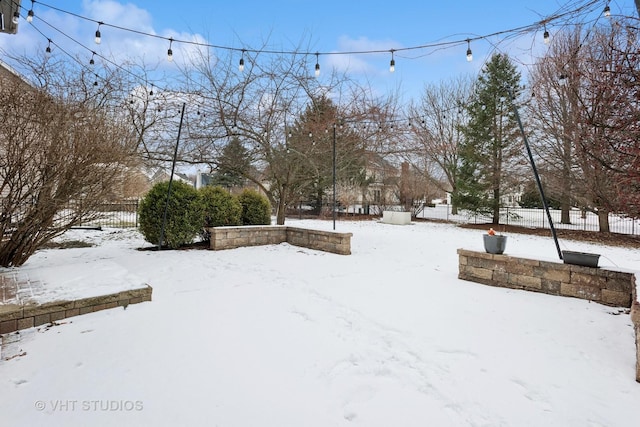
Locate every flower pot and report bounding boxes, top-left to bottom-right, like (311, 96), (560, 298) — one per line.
(562, 250), (600, 268)
(483, 234), (507, 254)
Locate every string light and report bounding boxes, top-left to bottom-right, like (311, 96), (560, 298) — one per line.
(239, 49), (245, 72)
(603, 4), (611, 17)
(12, 11), (20, 25)
(543, 28), (550, 44)
(558, 73), (568, 86)
(89, 51), (96, 66)
(15, 0), (609, 121)
(167, 38), (173, 62)
(389, 50), (395, 73)
(94, 22), (102, 44)
(21, 0), (606, 83)
(27, 1), (35, 23)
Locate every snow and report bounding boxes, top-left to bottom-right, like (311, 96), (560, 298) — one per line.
(1, 219), (639, 426)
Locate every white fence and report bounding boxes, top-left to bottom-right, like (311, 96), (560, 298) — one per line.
(415, 205), (639, 235)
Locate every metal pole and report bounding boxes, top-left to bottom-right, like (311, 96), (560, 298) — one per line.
(159, 102), (186, 249)
(507, 88), (563, 260)
(332, 124), (337, 230)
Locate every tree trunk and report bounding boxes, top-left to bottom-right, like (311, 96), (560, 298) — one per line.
(275, 184), (287, 225)
(276, 198), (286, 225)
(560, 201), (571, 224)
(451, 203), (458, 215)
(597, 209), (610, 233)
(492, 188), (500, 224)
(560, 137), (572, 224)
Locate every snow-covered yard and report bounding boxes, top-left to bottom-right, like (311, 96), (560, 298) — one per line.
(1, 219), (638, 426)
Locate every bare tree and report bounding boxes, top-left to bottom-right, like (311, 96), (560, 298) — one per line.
(177, 41), (398, 224)
(529, 18), (640, 230)
(0, 55), (138, 266)
(406, 76), (474, 214)
(528, 30), (584, 224)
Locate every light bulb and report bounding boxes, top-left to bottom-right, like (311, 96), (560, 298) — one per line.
(239, 57), (244, 72)
(543, 30), (550, 44)
(559, 74), (568, 86)
(12, 12), (19, 25)
(27, 10), (34, 23)
(466, 39), (472, 62)
(604, 5), (611, 17)
(390, 58), (395, 73)
(315, 62), (320, 77)
(167, 38), (174, 62)
(95, 29), (101, 44)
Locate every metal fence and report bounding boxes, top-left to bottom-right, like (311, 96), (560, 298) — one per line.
(73, 200), (139, 229)
(415, 205), (639, 236)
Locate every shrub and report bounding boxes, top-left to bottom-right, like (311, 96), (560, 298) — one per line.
(238, 189), (272, 225)
(200, 186), (242, 227)
(138, 180), (204, 249)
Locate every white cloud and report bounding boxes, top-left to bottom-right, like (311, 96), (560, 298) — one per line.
(326, 35), (402, 76)
(81, 0), (155, 34)
(0, 1), (208, 75)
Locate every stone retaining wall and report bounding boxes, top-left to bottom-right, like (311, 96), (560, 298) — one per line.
(633, 302), (640, 382)
(457, 249), (639, 382)
(457, 249), (634, 307)
(0, 285), (152, 334)
(208, 226), (352, 255)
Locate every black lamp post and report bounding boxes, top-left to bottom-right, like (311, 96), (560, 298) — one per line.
(159, 102), (186, 249)
(332, 123), (336, 230)
(507, 87), (563, 260)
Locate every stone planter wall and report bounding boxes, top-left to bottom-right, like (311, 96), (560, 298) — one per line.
(457, 249), (639, 382)
(0, 285), (152, 335)
(208, 226), (352, 255)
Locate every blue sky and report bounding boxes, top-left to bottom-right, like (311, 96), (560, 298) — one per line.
(1, 0), (632, 99)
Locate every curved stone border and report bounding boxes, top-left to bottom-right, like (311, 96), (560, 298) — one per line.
(0, 285), (152, 335)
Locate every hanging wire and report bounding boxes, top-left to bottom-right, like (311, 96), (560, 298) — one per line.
(29, 0), (608, 60)
(13, 0), (612, 127)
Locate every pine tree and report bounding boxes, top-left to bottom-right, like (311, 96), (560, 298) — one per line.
(456, 53), (523, 224)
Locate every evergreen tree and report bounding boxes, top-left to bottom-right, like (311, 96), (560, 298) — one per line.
(456, 53), (523, 224)
(212, 137), (251, 189)
(287, 96), (365, 215)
